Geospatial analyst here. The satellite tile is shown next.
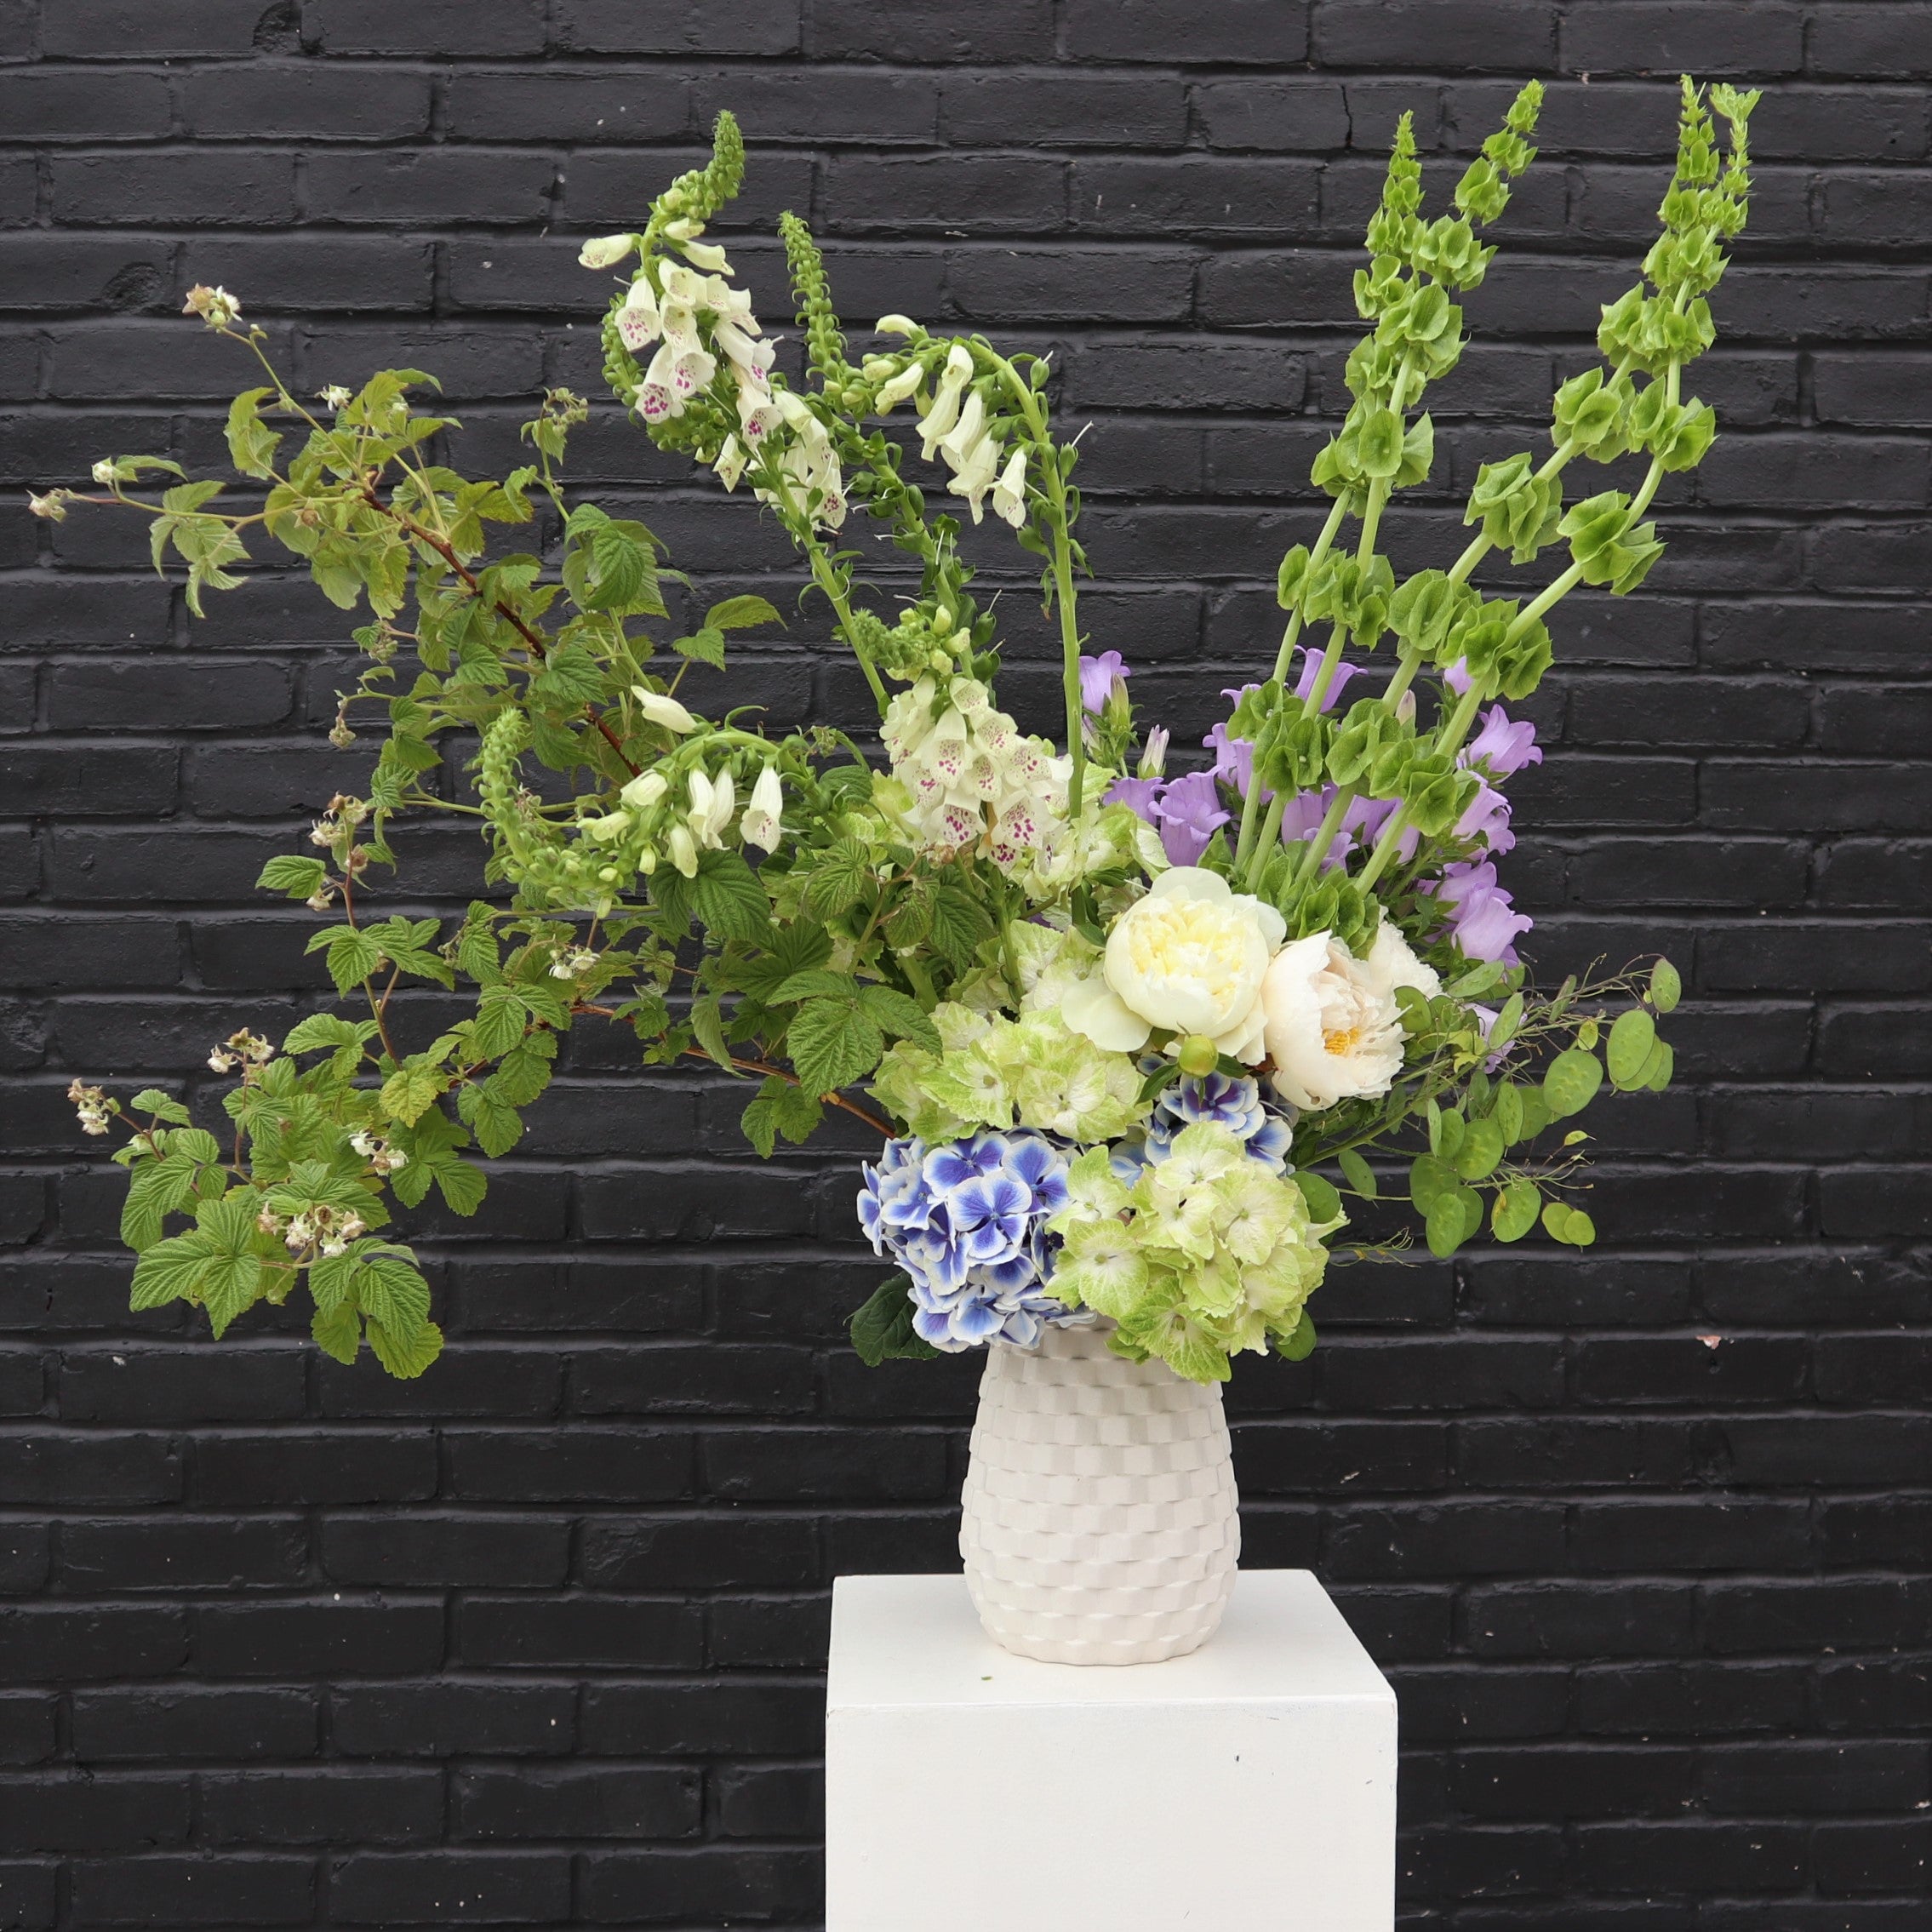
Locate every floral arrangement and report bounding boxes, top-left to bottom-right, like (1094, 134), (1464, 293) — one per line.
(41, 79), (1757, 1384)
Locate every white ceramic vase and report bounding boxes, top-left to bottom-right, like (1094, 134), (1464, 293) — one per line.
(958, 1318), (1240, 1665)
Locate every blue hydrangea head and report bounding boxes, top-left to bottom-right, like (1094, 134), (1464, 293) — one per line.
(859, 1129), (1083, 1352)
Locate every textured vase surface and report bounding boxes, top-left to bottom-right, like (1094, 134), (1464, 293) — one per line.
(959, 1319), (1240, 1665)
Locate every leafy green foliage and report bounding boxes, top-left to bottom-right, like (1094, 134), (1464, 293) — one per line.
(849, 1275), (940, 1366)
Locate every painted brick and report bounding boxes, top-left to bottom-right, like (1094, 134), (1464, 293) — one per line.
(0, 10), (1924, 1927)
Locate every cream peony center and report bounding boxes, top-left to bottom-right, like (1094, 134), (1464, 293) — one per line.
(1117, 897), (1262, 1023)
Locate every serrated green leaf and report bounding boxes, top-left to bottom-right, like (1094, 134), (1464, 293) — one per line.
(689, 993), (737, 1075)
(855, 985), (940, 1052)
(311, 1298), (362, 1364)
(129, 1232), (213, 1310)
(471, 990), (529, 1060)
(283, 1014), (380, 1059)
(800, 841), (872, 919)
(130, 1089), (191, 1125)
(691, 849), (772, 946)
(380, 1063), (444, 1128)
(672, 626), (727, 669)
(463, 1089), (524, 1158)
(201, 1252), (265, 1338)
(849, 1274), (938, 1367)
(306, 925), (384, 995)
(788, 996), (883, 1097)
(704, 594), (782, 633)
(367, 1316), (443, 1378)
(432, 1157), (487, 1216)
(226, 387), (283, 481)
(256, 855), (328, 901)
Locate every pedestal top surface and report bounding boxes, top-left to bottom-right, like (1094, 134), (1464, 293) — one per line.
(828, 1569), (1393, 1712)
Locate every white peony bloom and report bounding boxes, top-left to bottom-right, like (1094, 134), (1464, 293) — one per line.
(1100, 868), (1288, 1064)
(632, 689), (697, 734)
(740, 763), (784, 851)
(1260, 932), (1405, 1112)
(1361, 923), (1442, 1005)
(991, 445), (1028, 528)
(578, 233), (635, 270)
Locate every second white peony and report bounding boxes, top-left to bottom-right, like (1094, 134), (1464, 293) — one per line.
(1260, 932), (1406, 1111)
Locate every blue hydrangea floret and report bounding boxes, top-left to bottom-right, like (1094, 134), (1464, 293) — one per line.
(859, 1129), (1081, 1352)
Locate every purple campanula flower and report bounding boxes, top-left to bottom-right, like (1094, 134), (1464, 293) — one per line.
(1463, 704), (1541, 779)
(1152, 769), (1230, 866)
(1103, 775), (1164, 824)
(1431, 859), (1534, 964)
(1443, 657), (1473, 696)
(1079, 649), (1131, 714)
(1278, 786), (1334, 847)
(1293, 645), (1363, 715)
(1455, 778), (1515, 855)
(1203, 721), (1260, 800)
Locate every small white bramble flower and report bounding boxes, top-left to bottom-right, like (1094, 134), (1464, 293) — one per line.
(632, 689), (697, 735)
(91, 460), (119, 486)
(209, 1049), (236, 1072)
(620, 769), (669, 812)
(257, 1207), (284, 1236)
(181, 284), (242, 328)
(317, 385), (352, 412)
(550, 947), (599, 980)
(578, 233), (636, 270)
(26, 489), (69, 521)
(306, 888), (334, 912)
(349, 1130), (378, 1157)
(340, 1212), (366, 1241)
(374, 1148), (407, 1175)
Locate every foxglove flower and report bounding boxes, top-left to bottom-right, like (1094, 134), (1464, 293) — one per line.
(740, 763), (784, 851)
(991, 445), (1028, 528)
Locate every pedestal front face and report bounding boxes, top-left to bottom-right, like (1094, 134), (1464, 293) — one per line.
(826, 1571), (1397, 1932)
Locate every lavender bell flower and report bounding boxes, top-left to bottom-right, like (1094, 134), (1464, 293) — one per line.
(1293, 646), (1363, 714)
(1455, 778), (1516, 856)
(1432, 859), (1534, 964)
(1203, 721), (1259, 800)
(1463, 704), (1542, 779)
(1151, 769), (1230, 866)
(1078, 650), (1131, 714)
(1102, 775), (1164, 820)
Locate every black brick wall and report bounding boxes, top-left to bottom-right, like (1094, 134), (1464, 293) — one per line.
(2, 3), (1928, 1926)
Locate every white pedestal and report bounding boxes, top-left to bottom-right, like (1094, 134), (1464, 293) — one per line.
(826, 1571), (1397, 1931)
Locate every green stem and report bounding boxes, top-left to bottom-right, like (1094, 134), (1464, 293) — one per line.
(1005, 365), (1087, 820)
(759, 455), (889, 717)
(1284, 783), (1354, 893)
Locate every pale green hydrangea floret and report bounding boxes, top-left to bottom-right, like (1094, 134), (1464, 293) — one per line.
(1045, 1122), (1343, 1383)
(872, 998), (1147, 1145)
